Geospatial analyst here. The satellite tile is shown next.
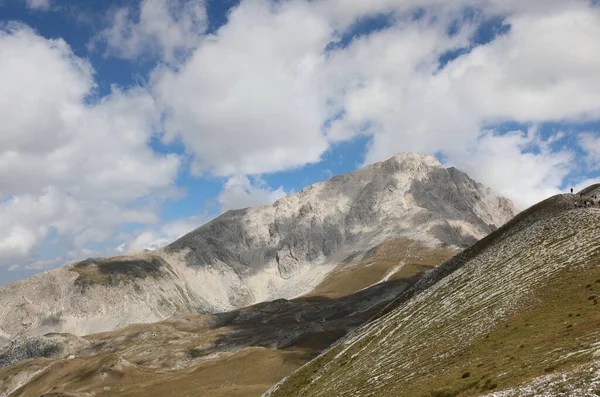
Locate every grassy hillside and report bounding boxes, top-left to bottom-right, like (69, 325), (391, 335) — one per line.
(266, 196), (600, 397)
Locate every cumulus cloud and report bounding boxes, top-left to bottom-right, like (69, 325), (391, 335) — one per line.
(573, 177), (600, 194)
(323, 3), (600, 167)
(117, 214), (210, 253)
(579, 133), (600, 168)
(0, 24), (181, 263)
(323, 16), (477, 155)
(96, 0), (207, 63)
(314, 0), (587, 26)
(219, 176), (288, 212)
(116, 176), (288, 254)
(445, 7), (600, 122)
(153, 0), (331, 176)
(0, 188), (163, 260)
(446, 128), (574, 209)
(24, 0), (51, 11)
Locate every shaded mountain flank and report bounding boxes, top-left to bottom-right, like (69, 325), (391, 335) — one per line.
(265, 190), (600, 397)
(0, 153), (515, 342)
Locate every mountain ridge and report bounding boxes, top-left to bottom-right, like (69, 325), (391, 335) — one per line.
(4, 189), (597, 397)
(0, 152), (516, 344)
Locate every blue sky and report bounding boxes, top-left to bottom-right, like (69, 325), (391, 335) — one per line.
(1, 0), (599, 284)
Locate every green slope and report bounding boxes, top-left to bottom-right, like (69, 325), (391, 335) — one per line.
(266, 194), (600, 397)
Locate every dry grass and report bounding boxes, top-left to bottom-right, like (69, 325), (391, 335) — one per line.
(105, 348), (312, 397)
(4, 348), (310, 397)
(308, 238), (457, 299)
(269, 246), (600, 397)
(266, 202), (600, 397)
(408, 265), (600, 397)
(2, 318), (307, 397)
(0, 316), (320, 397)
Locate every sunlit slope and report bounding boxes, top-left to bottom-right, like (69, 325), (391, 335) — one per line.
(266, 194), (600, 397)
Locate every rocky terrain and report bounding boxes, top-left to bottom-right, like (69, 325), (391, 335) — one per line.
(0, 153), (515, 342)
(5, 187), (598, 397)
(0, 238), (456, 397)
(265, 190), (600, 397)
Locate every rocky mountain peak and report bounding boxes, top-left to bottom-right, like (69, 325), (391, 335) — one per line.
(0, 153), (516, 342)
(380, 151), (444, 171)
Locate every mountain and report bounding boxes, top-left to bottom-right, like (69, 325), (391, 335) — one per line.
(0, 153), (515, 344)
(0, 242), (450, 397)
(264, 191), (600, 397)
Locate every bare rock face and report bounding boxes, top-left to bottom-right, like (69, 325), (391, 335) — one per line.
(167, 153), (514, 277)
(0, 153), (516, 343)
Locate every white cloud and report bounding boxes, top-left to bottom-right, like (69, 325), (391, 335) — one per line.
(218, 176), (288, 212)
(96, 0), (206, 63)
(445, 7), (600, 122)
(119, 231), (172, 252)
(579, 133), (600, 168)
(118, 214), (210, 252)
(116, 174), (288, 254)
(24, 257), (63, 271)
(446, 128), (574, 209)
(152, 0), (331, 176)
(322, 3), (600, 167)
(303, 0), (588, 48)
(7, 265), (20, 273)
(573, 177), (600, 194)
(24, 0), (50, 11)
(0, 24), (181, 263)
(323, 17), (477, 156)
